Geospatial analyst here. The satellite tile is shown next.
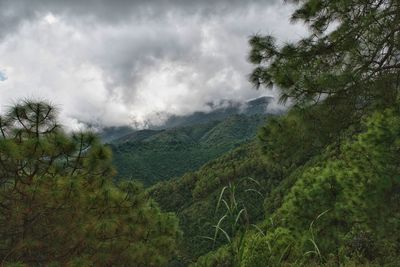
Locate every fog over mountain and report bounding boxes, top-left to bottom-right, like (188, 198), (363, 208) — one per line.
(0, 0), (306, 129)
(100, 95), (277, 142)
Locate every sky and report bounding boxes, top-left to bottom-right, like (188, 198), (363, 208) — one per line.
(0, 0), (306, 129)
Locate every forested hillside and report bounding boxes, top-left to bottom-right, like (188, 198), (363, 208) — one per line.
(1, 0), (399, 266)
(110, 114), (267, 186)
(149, 142), (270, 265)
(170, 0), (400, 266)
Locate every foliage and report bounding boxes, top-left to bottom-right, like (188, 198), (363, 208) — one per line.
(258, 99), (365, 176)
(111, 114), (267, 186)
(200, 178), (262, 267)
(241, 109), (400, 266)
(0, 100), (180, 266)
(249, 0), (400, 110)
(3, 0), (400, 266)
(134, 0), (400, 264)
(149, 142), (275, 265)
(233, 1), (400, 266)
(191, 245), (232, 267)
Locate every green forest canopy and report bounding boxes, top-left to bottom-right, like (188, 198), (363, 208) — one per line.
(0, 0), (400, 266)
(0, 101), (179, 266)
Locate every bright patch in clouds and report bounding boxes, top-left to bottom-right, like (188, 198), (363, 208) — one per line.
(44, 13), (58, 24)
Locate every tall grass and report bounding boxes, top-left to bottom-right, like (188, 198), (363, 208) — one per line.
(202, 177), (262, 267)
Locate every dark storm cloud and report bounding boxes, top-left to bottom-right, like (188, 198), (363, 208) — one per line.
(0, 0), (279, 36)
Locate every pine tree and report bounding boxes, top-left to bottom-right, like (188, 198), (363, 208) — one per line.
(249, 0), (400, 112)
(0, 100), (179, 266)
(241, 0), (400, 265)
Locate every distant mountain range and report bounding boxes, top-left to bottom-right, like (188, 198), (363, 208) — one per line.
(155, 96), (273, 129)
(99, 96), (276, 186)
(99, 96), (273, 143)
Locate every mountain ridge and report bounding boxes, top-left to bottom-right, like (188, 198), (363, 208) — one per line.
(100, 96), (274, 143)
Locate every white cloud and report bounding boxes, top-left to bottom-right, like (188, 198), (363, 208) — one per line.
(0, 1), (306, 129)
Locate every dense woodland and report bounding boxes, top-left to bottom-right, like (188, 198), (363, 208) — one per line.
(110, 115), (266, 186)
(0, 102), (179, 266)
(1, 0), (400, 266)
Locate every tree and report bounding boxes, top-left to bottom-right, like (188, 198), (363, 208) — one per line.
(243, 108), (400, 266)
(249, 0), (400, 113)
(0, 100), (179, 266)
(249, 2), (400, 177)
(242, 0), (400, 265)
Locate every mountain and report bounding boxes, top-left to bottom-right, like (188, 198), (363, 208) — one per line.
(156, 96), (273, 129)
(99, 126), (135, 143)
(109, 114), (267, 186)
(99, 96), (273, 143)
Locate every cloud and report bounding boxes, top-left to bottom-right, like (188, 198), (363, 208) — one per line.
(0, 0), (282, 40)
(0, 0), (306, 128)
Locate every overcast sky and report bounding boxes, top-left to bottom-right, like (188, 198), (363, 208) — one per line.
(0, 0), (306, 129)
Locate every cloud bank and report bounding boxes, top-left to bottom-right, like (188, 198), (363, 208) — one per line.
(0, 0), (306, 129)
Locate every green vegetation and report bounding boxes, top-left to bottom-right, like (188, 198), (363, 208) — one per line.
(2, 0), (400, 266)
(149, 142), (271, 265)
(150, 0), (400, 265)
(239, 109), (400, 266)
(110, 114), (267, 186)
(0, 101), (179, 266)
(220, 0), (400, 265)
